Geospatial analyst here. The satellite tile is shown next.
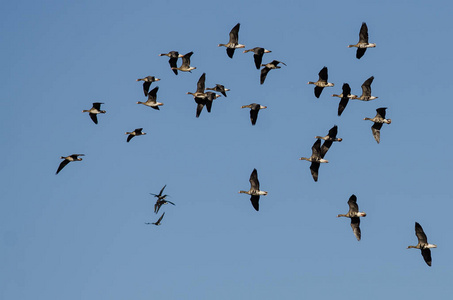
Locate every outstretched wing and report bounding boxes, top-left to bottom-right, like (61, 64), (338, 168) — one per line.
(89, 113), (98, 124)
(347, 194), (359, 214)
(359, 22), (369, 43)
(350, 217), (361, 241)
(250, 195), (260, 211)
(249, 168), (260, 190)
(56, 159), (70, 174)
(260, 67), (270, 85)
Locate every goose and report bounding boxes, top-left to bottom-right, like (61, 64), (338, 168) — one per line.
(171, 52), (196, 73)
(348, 22), (376, 59)
(363, 107), (391, 144)
(307, 67), (334, 98)
(195, 92), (221, 118)
(56, 154), (84, 175)
(243, 47), (272, 69)
(350, 76), (378, 101)
(125, 128), (146, 142)
(159, 51), (181, 75)
(331, 83), (357, 116)
(82, 102), (106, 124)
(146, 212), (165, 226)
(136, 76), (161, 96)
(187, 73), (207, 99)
(337, 194), (366, 241)
(315, 125), (342, 158)
(151, 185), (176, 214)
(137, 86), (163, 110)
(239, 168), (268, 211)
(206, 84), (230, 97)
(408, 222), (437, 266)
(299, 139), (329, 182)
(218, 23), (245, 58)
(241, 103), (267, 125)
(260, 60), (286, 84)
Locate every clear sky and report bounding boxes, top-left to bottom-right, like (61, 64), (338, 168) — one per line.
(1, 0), (452, 299)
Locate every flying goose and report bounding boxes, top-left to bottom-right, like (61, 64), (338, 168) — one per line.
(195, 92), (221, 118)
(125, 128), (146, 142)
(136, 76), (161, 96)
(218, 23), (245, 58)
(299, 139), (329, 182)
(260, 60), (286, 84)
(171, 52), (196, 73)
(187, 73), (207, 99)
(56, 154), (84, 175)
(243, 47), (272, 69)
(206, 84), (230, 97)
(337, 194), (366, 241)
(241, 103), (267, 125)
(350, 76), (378, 101)
(82, 102), (106, 124)
(315, 125), (342, 158)
(331, 83), (357, 116)
(146, 212), (165, 226)
(239, 168), (268, 211)
(307, 67), (334, 98)
(348, 22), (376, 59)
(407, 222), (437, 266)
(137, 86), (163, 110)
(363, 107), (391, 143)
(151, 185), (175, 214)
(159, 51), (181, 75)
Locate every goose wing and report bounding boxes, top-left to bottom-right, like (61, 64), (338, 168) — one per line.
(93, 102), (103, 110)
(253, 48), (265, 69)
(342, 83), (351, 97)
(158, 184), (166, 197)
(168, 51), (179, 74)
(415, 222), (428, 244)
(143, 81), (151, 96)
(338, 97), (349, 116)
(371, 124), (382, 143)
(318, 66), (328, 81)
(350, 217), (361, 241)
(250, 108), (259, 125)
(260, 67), (271, 84)
(421, 248), (432, 266)
(376, 107), (387, 119)
(347, 194), (359, 214)
(56, 159), (70, 174)
(89, 113), (98, 124)
(310, 162), (320, 182)
(356, 48), (367, 59)
(196, 73), (206, 93)
(127, 134), (134, 142)
(156, 212), (165, 224)
(147, 87), (159, 104)
(250, 195), (260, 211)
(229, 23), (240, 44)
(359, 22), (369, 43)
(249, 168), (260, 190)
(154, 200), (162, 214)
(216, 84), (227, 97)
(226, 48), (235, 58)
(361, 76), (374, 97)
(181, 52), (193, 68)
(321, 140), (332, 159)
(195, 99), (206, 118)
(311, 139), (322, 158)
(314, 86), (324, 98)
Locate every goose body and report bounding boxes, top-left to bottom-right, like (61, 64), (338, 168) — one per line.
(260, 60), (286, 84)
(315, 125), (342, 158)
(136, 76), (161, 96)
(218, 23), (245, 58)
(159, 51), (181, 75)
(239, 168), (268, 211)
(206, 84), (229, 97)
(299, 139), (328, 182)
(82, 102), (106, 124)
(407, 222), (437, 266)
(243, 47), (272, 69)
(125, 128), (146, 142)
(137, 86), (163, 110)
(351, 76), (378, 101)
(172, 52), (196, 72)
(332, 83), (357, 116)
(348, 22), (376, 59)
(337, 194), (366, 241)
(307, 67), (334, 98)
(56, 154), (84, 174)
(363, 107), (391, 143)
(241, 103), (267, 125)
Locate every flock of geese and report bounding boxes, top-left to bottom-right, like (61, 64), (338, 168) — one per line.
(55, 22), (436, 267)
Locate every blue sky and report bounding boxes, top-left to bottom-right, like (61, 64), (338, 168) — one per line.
(2, 0), (453, 299)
